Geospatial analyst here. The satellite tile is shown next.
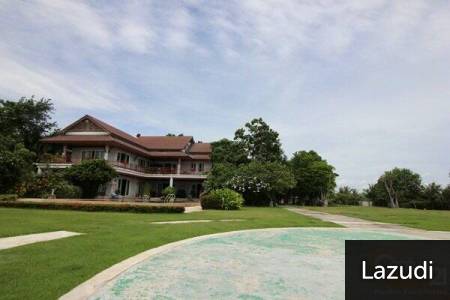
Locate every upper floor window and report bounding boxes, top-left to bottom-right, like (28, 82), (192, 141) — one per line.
(116, 152), (129, 164)
(81, 150), (105, 161)
(198, 162), (204, 172)
(191, 162), (197, 172)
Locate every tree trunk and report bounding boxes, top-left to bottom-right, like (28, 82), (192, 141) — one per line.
(383, 178), (398, 208)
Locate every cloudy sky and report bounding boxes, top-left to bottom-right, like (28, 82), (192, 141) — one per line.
(1, 0), (449, 189)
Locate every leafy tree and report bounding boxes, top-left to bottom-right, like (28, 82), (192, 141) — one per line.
(204, 163), (235, 191)
(442, 185), (450, 210)
(210, 138), (249, 165)
(368, 168), (422, 208)
(331, 186), (365, 205)
(289, 150), (338, 204)
(64, 159), (117, 198)
(227, 161), (295, 205)
(0, 96), (57, 153)
(0, 136), (35, 194)
(422, 182), (444, 209)
(234, 118), (285, 162)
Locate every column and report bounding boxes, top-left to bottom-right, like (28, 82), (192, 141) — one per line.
(104, 145), (110, 160)
(169, 176), (174, 187)
(62, 144), (67, 157)
(177, 158), (181, 174)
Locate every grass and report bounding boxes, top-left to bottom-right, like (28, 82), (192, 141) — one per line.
(307, 206), (450, 231)
(0, 207), (335, 300)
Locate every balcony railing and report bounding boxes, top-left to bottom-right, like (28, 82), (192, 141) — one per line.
(37, 156), (208, 176)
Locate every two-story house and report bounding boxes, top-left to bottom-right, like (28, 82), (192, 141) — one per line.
(37, 115), (212, 199)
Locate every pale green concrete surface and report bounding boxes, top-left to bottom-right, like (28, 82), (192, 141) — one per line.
(90, 228), (417, 300)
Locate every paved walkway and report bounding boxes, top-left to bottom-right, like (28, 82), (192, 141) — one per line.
(286, 207), (450, 240)
(0, 231), (82, 250)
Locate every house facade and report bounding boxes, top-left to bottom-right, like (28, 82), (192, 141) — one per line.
(37, 115), (212, 199)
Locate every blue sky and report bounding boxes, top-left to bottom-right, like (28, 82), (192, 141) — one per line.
(1, 0), (449, 189)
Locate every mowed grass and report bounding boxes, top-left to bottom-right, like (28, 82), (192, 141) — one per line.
(0, 207), (335, 300)
(307, 206), (450, 231)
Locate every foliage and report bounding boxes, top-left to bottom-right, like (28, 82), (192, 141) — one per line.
(162, 186), (176, 197)
(0, 201), (184, 213)
(330, 186), (365, 206)
(420, 183), (446, 210)
(289, 150), (338, 204)
(0, 137), (35, 194)
(200, 188), (243, 210)
(0, 194), (18, 201)
(367, 168), (422, 208)
(211, 138), (249, 165)
(64, 159), (117, 198)
(227, 161), (295, 205)
(25, 172), (81, 199)
(204, 163), (236, 191)
(0, 96), (57, 153)
(234, 118), (285, 162)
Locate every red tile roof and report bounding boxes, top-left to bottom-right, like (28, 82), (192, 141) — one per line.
(41, 115), (211, 159)
(189, 143), (212, 153)
(137, 136), (193, 150)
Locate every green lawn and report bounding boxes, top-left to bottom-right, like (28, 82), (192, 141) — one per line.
(0, 207), (335, 300)
(307, 206), (450, 231)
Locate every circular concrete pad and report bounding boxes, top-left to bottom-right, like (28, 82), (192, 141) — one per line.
(90, 228), (415, 300)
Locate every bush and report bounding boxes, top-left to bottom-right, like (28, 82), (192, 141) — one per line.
(24, 172), (81, 199)
(64, 159), (117, 198)
(162, 186), (176, 197)
(0, 200), (185, 213)
(201, 188), (243, 210)
(0, 194), (18, 201)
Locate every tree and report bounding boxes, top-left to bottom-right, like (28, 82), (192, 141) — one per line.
(368, 168), (422, 208)
(442, 185), (450, 210)
(210, 138), (249, 165)
(0, 96), (57, 153)
(0, 136), (35, 194)
(204, 163), (236, 191)
(422, 182), (444, 210)
(64, 160), (117, 198)
(227, 161), (295, 205)
(332, 186), (365, 205)
(289, 150), (338, 204)
(234, 118), (285, 162)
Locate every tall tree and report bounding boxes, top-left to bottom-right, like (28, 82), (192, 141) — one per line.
(289, 150), (338, 204)
(0, 96), (57, 153)
(368, 168), (423, 208)
(0, 136), (35, 193)
(211, 138), (249, 165)
(234, 118), (285, 162)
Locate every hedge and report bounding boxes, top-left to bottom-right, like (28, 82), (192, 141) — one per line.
(0, 201), (185, 213)
(201, 188), (243, 210)
(0, 194), (18, 201)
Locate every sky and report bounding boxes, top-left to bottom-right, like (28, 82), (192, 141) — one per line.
(0, 0), (449, 189)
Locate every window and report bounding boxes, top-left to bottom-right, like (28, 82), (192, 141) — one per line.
(81, 150), (105, 161)
(191, 162), (197, 172)
(117, 178), (130, 196)
(116, 152), (129, 164)
(198, 162), (204, 172)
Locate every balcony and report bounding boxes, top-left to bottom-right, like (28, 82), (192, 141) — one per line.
(110, 161), (207, 177)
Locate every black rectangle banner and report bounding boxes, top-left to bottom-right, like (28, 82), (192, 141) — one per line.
(346, 240), (450, 300)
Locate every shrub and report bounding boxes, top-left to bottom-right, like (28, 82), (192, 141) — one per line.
(162, 186), (176, 197)
(24, 172), (81, 199)
(201, 188), (243, 210)
(0, 200), (185, 213)
(64, 159), (117, 198)
(0, 194), (18, 201)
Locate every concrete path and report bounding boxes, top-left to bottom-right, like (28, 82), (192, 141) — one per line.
(151, 219), (244, 224)
(0, 231), (83, 250)
(286, 207), (450, 240)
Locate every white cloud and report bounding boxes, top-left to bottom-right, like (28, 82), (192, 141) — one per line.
(0, 0), (449, 189)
